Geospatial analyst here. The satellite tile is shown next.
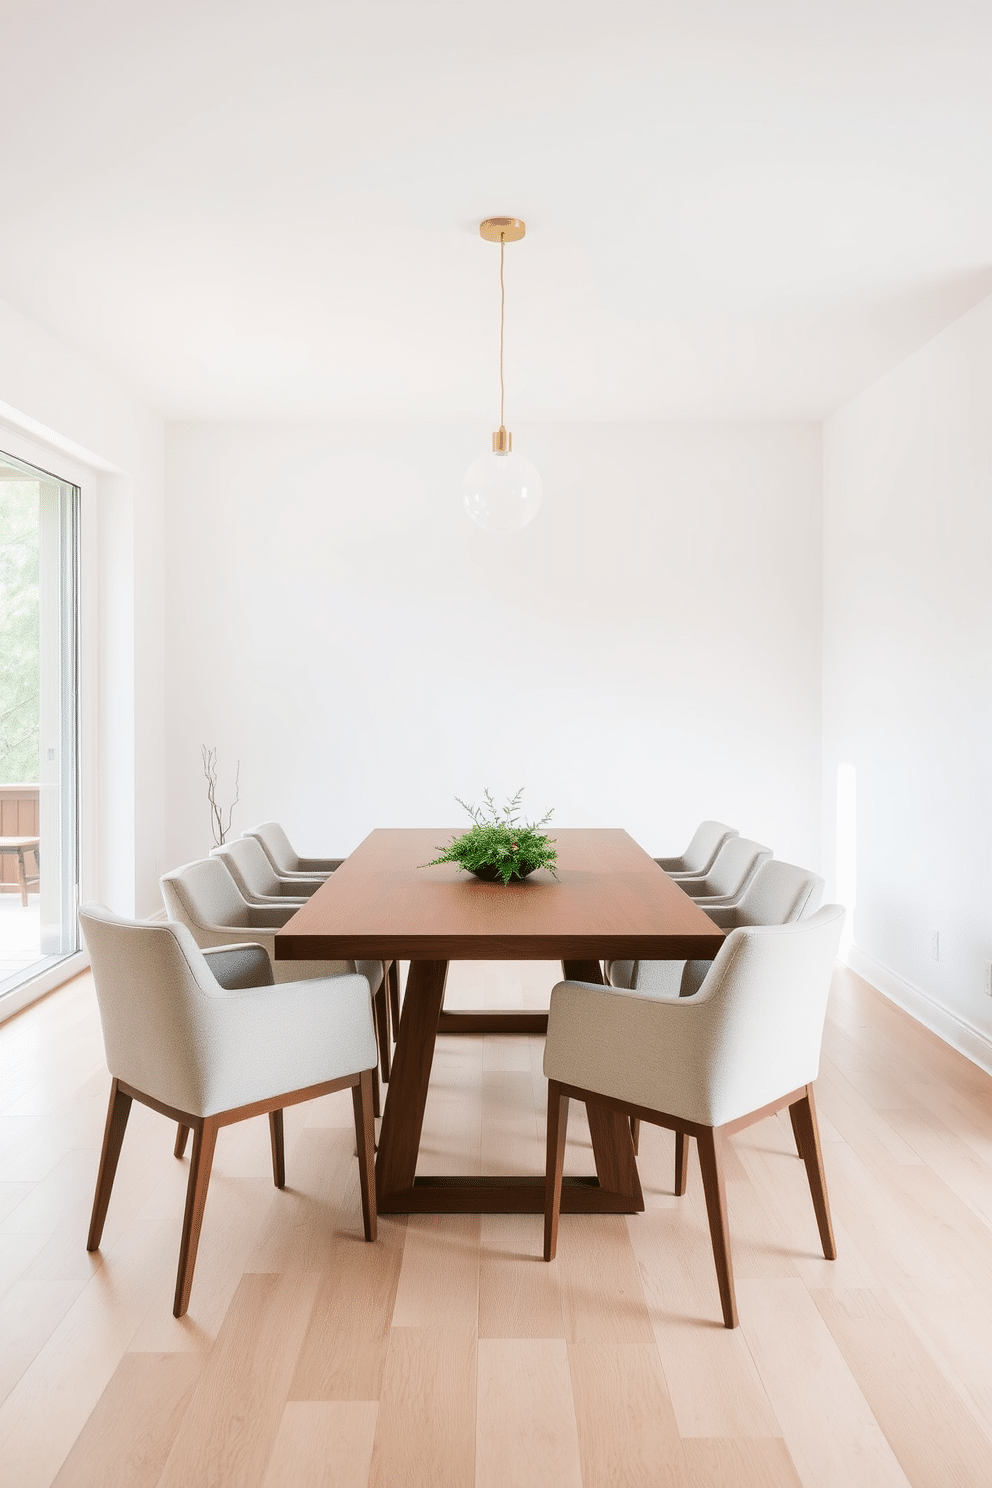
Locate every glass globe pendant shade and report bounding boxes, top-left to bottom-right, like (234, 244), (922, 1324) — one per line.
(463, 448), (543, 533)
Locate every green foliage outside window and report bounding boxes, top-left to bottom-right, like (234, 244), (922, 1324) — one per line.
(0, 482), (40, 784)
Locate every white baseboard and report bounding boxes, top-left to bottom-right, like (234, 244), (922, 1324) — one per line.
(844, 944), (992, 1077)
(0, 951), (90, 1023)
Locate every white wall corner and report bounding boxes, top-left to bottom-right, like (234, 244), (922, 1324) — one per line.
(844, 943), (992, 1078)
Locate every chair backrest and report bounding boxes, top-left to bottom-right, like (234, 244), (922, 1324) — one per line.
(244, 822), (299, 876)
(714, 858), (823, 928)
(161, 856), (252, 934)
(696, 837), (771, 899)
(210, 838), (282, 900)
(692, 905), (845, 1126)
(79, 903), (228, 1114)
(670, 821), (737, 875)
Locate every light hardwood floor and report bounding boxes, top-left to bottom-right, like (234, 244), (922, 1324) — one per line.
(2, 959), (992, 1487)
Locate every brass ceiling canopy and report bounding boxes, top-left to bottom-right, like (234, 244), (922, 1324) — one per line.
(479, 217), (526, 243)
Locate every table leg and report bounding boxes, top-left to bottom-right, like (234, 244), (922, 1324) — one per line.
(375, 958), (449, 1203)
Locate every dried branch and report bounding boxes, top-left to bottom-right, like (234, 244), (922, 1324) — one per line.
(201, 745), (241, 846)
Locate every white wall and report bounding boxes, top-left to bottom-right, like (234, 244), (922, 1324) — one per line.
(0, 296), (165, 918)
(823, 293), (992, 1060)
(164, 420), (822, 872)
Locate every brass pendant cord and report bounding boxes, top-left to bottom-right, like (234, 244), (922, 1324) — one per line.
(499, 232), (506, 430)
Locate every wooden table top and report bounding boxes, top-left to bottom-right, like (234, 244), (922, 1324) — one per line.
(275, 827), (724, 962)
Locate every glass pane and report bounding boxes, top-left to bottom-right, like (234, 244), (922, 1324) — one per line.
(0, 451), (78, 995)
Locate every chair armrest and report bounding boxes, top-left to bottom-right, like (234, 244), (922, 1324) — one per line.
(202, 943), (274, 990)
(246, 904), (299, 929)
(296, 857), (343, 873)
(276, 878), (323, 897)
(199, 972), (379, 1112)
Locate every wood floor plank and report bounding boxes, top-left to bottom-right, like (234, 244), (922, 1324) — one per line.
(50, 1352), (205, 1488)
(391, 1214), (480, 1330)
(247, 1127), (365, 1274)
(289, 1217), (407, 1400)
(736, 1278), (913, 1488)
(260, 1401), (378, 1488)
(567, 1339), (684, 1487)
(813, 1286), (992, 1488)
(626, 1207), (782, 1438)
(0, 1276), (90, 1404)
(368, 1326), (476, 1488)
(476, 1338), (582, 1488)
(679, 1439), (804, 1488)
(479, 1213), (565, 1339)
(156, 1270), (320, 1488)
(556, 1214), (656, 1349)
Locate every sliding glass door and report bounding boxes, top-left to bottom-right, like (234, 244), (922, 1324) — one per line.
(0, 450), (79, 995)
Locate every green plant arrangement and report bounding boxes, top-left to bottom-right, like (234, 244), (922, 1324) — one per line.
(423, 789), (558, 885)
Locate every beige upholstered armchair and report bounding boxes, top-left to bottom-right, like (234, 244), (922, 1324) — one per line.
(243, 821), (343, 879)
(79, 904), (378, 1318)
(210, 836), (320, 904)
(654, 820), (737, 879)
(543, 905), (845, 1328)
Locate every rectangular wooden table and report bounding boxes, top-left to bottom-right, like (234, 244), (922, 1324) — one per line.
(275, 827), (725, 1216)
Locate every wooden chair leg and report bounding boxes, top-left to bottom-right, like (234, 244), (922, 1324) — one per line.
(630, 1116), (640, 1155)
(174, 1118), (218, 1318)
(788, 1101), (806, 1160)
(371, 1061), (381, 1119)
(269, 1110), (285, 1189)
(674, 1130), (689, 1196)
(790, 1085), (837, 1260)
(695, 1126), (738, 1328)
(174, 1123), (190, 1159)
(374, 983), (391, 1084)
(87, 1079), (133, 1251)
(352, 1069), (377, 1242)
(543, 1081), (570, 1261)
(388, 960), (401, 1041)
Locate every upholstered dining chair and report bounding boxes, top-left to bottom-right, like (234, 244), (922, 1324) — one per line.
(79, 904), (378, 1318)
(542, 905), (845, 1328)
(160, 857), (392, 1097)
(243, 821), (343, 879)
(654, 820), (737, 879)
(210, 837), (320, 905)
(675, 835), (772, 908)
(243, 823), (403, 1042)
(607, 857), (824, 998)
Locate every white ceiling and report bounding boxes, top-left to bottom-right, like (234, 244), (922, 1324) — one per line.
(2, 1), (991, 422)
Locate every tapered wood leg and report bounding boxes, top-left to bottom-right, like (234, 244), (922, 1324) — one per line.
(674, 1130), (689, 1196)
(788, 1101), (806, 1160)
(695, 1126), (738, 1328)
(374, 982), (391, 1084)
(371, 1061), (381, 1119)
(544, 1082), (570, 1260)
(790, 1085), (836, 1260)
(630, 1117), (640, 1155)
(174, 1123), (190, 1159)
(352, 1069), (377, 1242)
(174, 1118), (218, 1318)
(269, 1109), (285, 1189)
(375, 959), (449, 1202)
(87, 1080), (133, 1251)
(387, 959), (401, 1041)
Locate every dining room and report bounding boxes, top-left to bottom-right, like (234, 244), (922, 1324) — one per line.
(1, 4), (991, 1486)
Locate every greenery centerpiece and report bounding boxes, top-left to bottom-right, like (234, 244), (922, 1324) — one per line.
(424, 789), (558, 885)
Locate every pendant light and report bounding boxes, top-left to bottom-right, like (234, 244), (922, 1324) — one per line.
(463, 217), (543, 532)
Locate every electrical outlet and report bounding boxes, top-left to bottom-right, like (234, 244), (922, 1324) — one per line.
(931, 931), (940, 962)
